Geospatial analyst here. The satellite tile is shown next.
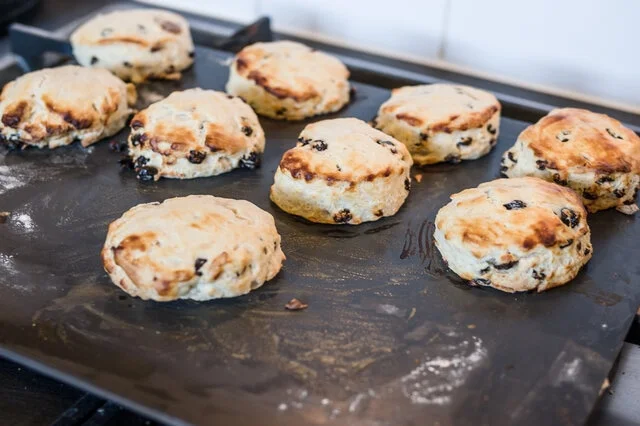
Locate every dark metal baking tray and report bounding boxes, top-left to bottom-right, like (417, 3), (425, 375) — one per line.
(1, 9), (640, 426)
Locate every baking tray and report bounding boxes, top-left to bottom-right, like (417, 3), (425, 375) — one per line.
(1, 14), (640, 426)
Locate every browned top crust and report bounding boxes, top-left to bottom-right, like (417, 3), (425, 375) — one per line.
(101, 195), (285, 301)
(129, 88), (264, 157)
(0, 65), (134, 147)
(435, 177), (588, 258)
(517, 108), (640, 174)
(232, 41), (349, 103)
(379, 84), (501, 133)
(278, 118), (412, 183)
(70, 9), (189, 48)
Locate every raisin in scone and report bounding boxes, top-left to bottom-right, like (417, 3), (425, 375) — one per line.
(226, 41), (350, 120)
(270, 117), (413, 224)
(374, 84), (501, 165)
(502, 108), (640, 214)
(126, 88), (265, 181)
(101, 195), (285, 301)
(434, 177), (592, 293)
(0, 65), (135, 149)
(70, 9), (194, 83)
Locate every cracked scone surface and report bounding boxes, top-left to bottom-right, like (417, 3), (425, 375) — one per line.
(226, 41), (350, 120)
(101, 195), (285, 301)
(434, 177), (592, 293)
(71, 8), (194, 83)
(270, 117), (413, 224)
(0, 65), (135, 149)
(127, 88), (265, 181)
(374, 84), (500, 165)
(502, 108), (640, 214)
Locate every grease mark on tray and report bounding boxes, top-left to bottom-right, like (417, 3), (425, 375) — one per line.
(364, 221), (401, 235)
(401, 220), (451, 280)
(320, 228), (360, 239)
(571, 287), (622, 307)
(401, 220), (431, 262)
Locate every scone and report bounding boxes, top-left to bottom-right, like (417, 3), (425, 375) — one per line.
(226, 41), (350, 120)
(501, 108), (640, 214)
(0, 65), (135, 149)
(374, 84), (501, 165)
(70, 9), (194, 83)
(101, 195), (285, 301)
(434, 177), (592, 293)
(125, 88), (265, 181)
(270, 117), (413, 224)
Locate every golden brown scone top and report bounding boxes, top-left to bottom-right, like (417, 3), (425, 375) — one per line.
(518, 108), (640, 174)
(436, 177), (589, 259)
(0, 65), (135, 145)
(70, 9), (190, 49)
(379, 84), (500, 132)
(278, 118), (412, 183)
(232, 41), (349, 103)
(101, 195), (284, 301)
(129, 89), (264, 156)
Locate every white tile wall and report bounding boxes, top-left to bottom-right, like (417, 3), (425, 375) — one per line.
(443, 0), (640, 109)
(140, 0), (260, 23)
(259, 0), (448, 60)
(139, 0), (640, 110)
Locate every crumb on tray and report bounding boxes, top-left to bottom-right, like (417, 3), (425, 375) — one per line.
(285, 298), (308, 311)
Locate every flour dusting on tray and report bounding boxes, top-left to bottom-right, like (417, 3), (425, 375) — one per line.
(401, 336), (487, 405)
(0, 165), (28, 195)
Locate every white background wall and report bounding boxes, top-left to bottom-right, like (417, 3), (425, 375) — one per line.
(141, 0), (640, 111)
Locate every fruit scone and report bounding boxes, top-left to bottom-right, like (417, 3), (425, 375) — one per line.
(0, 65), (135, 149)
(102, 195), (285, 302)
(501, 108), (640, 214)
(374, 83), (501, 165)
(124, 88), (265, 181)
(270, 117), (413, 224)
(434, 177), (592, 293)
(226, 41), (350, 120)
(71, 8), (194, 83)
